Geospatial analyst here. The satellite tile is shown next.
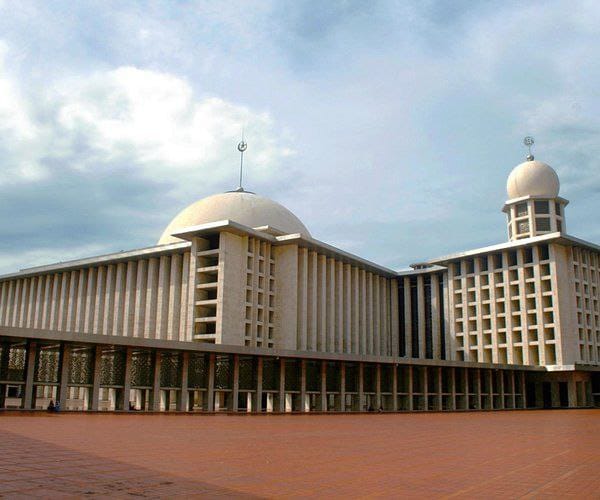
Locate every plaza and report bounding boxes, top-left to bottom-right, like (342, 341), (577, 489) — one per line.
(0, 410), (598, 497)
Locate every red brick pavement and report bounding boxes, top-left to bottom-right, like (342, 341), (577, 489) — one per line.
(0, 410), (598, 498)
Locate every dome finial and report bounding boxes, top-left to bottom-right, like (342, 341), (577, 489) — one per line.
(523, 136), (535, 161)
(237, 129), (248, 192)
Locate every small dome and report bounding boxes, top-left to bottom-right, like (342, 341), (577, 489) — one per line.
(506, 160), (560, 200)
(158, 191), (310, 244)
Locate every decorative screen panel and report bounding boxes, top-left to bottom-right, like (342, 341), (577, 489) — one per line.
(160, 352), (181, 388)
(34, 344), (61, 384)
(238, 357), (256, 391)
(305, 360), (321, 392)
(100, 348), (126, 386)
(187, 353), (208, 389)
(68, 347), (95, 385)
(363, 364), (376, 393)
(345, 363), (358, 392)
(214, 355), (232, 390)
(284, 359), (300, 392)
(261, 358), (279, 391)
(131, 350), (154, 387)
(326, 362), (340, 393)
(1, 343), (27, 382)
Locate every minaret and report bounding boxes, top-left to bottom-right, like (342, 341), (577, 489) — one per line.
(502, 137), (568, 241)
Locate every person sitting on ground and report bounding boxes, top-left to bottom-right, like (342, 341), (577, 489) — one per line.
(47, 400), (55, 412)
(54, 401), (60, 412)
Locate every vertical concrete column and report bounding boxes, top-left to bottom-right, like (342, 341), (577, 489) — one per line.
(178, 352), (189, 412)
(550, 381), (560, 408)
(437, 367), (443, 411)
(510, 371), (516, 408)
(375, 364), (382, 410)
(339, 362), (346, 412)
(278, 358), (285, 412)
(407, 365), (414, 411)
(320, 361), (327, 411)
(392, 365), (398, 411)
(23, 341), (37, 409)
(450, 367), (457, 411)
(121, 347), (132, 411)
(585, 380), (592, 407)
(207, 353), (215, 411)
(58, 343), (71, 409)
(232, 354), (240, 412)
(151, 350), (162, 411)
(498, 371), (505, 410)
(462, 368), (469, 410)
(521, 372), (527, 408)
(423, 367), (428, 411)
(255, 357), (263, 412)
(476, 368), (482, 410)
(358, 362), (365, 411)
(90, 346), (102, 411)
(568, 379), (577, 407)
(300, 359), (307, 412)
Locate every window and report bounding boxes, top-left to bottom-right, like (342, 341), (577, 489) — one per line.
(479, 257), (488, 272)
(516, 203), (528, 216)
(493, 253), (503, 269)
(555, 202), (561, 216)
(534, 200), (549, 214)
(517, 221), (529, 234)
(536, 218), (551, 232)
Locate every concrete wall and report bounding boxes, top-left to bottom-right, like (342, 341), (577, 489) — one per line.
(0, 252), (191, 341)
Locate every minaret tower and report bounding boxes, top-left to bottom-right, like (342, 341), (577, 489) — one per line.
(502, 137), (568, 241)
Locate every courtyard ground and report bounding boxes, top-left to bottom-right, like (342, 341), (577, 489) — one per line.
(0, 410), (598, 498)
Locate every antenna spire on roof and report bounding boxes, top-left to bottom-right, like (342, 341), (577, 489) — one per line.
(523, 136), (535, 161)
(236, 130), (247, 192)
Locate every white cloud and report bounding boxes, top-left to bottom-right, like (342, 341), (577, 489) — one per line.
(0, 55), (291, 199)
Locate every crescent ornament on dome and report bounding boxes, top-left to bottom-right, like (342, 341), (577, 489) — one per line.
(523, 136), (534, 160)
(238, 141), (247, 152)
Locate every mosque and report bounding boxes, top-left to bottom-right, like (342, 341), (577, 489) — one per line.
(0, 140), (598, 412)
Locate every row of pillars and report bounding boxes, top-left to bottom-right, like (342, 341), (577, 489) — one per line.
(6, 340), (536, 412)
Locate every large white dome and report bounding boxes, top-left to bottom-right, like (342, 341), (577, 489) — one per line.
(158, 190), (310, 244)
(506, 159), (560, 200)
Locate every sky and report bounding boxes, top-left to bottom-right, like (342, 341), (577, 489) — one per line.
(0, 0), (599, 274)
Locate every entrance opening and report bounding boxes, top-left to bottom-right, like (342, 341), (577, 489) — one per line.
(542, 382), (552, 409)
(559, 382), (569, 407)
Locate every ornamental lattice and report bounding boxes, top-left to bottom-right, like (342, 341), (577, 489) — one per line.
(100, 348), (126, 386)
(380, 365), (393, 393)
(68, 347), (94, 385)
(285, 359), (300, 392)
(160, 352), (181, 388)
(187, 353), (208, 389)
(34, 345), (61, 383)
(214, 355), (232, 390)
(363, 364), (376, 393)
(305, 360), (321, 392)
(345, 363), (358, 393)
(238, 356), (256, 391)
(261, 358), (279, 391)
(3, 343), (27, 382)
(131, 350), (154, 387)
(326, 362), (340, 393)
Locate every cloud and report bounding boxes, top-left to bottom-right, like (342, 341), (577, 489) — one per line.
(0, 1), (599, 274)
(0, 46), (293, 273)
(0, 60), (291, 193)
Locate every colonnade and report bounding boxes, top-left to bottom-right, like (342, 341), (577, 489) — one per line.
(2, 338), (579, 412)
